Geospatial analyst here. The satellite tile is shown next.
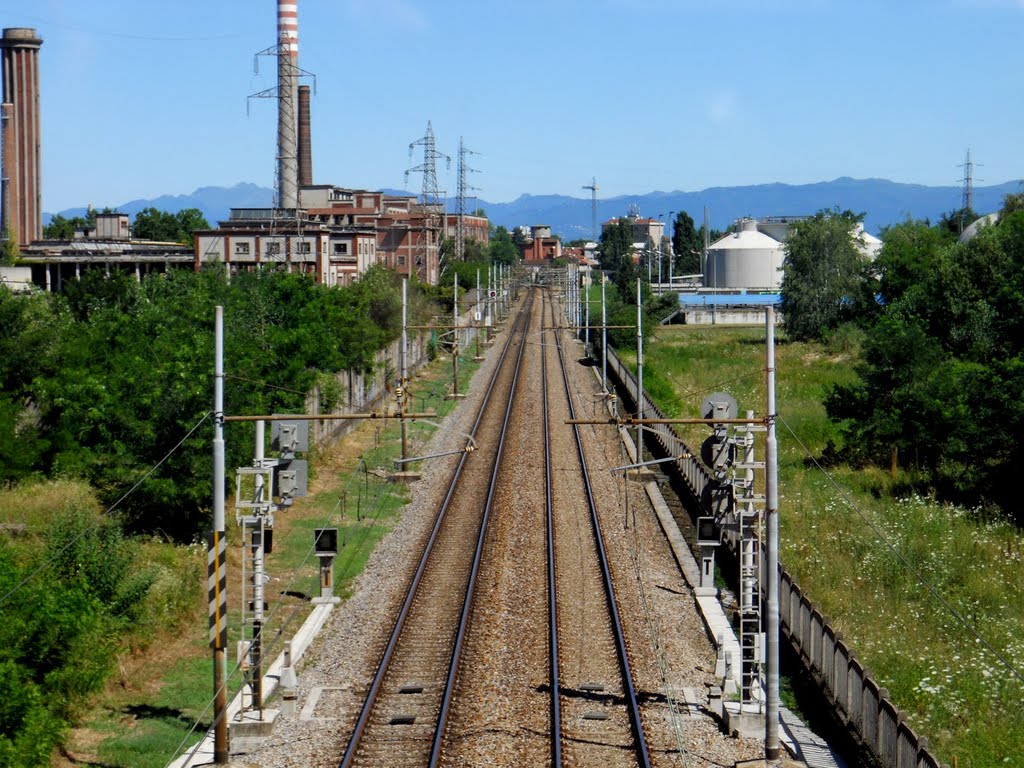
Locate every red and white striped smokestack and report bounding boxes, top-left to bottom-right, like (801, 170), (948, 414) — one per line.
(276, 1), (299, 209)
(297, 85), (312, 188)
(278, 1), (298, 58)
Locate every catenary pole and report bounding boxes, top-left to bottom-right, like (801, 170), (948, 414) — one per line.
(452, 278), (460, 396)
(636, 278), (644, 466)
(601, 276), (608, 393)
(765, 305), (780, 758)
(401, 278), (408, 462)
(584, 269), (590, 357)
(212, 306), (228, 763)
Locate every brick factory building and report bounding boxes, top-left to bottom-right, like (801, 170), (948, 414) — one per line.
(519, 225), (562, 263)
(194, 186), (487, 286)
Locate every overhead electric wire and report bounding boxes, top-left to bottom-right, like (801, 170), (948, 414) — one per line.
(0, 410), (212, 609)
(0, 10), (242, 42)
(778, 413), (1024, 687)
(224, 372), (308, 396)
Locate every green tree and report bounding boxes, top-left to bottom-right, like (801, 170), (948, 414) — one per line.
(779, 209), (868, 341)
(0, 237), (18, 265)
(671, 210), (702, 275)
(42, 211), (95, 240)
(510, 226), (529, 251)
(463, 237), (487, 262)
(937, 206), (978, 239)
(599, 218), (632, 273)
(175, 207), (210, 240)
(132, 207), (208, 244)
(826, 209), (1024, 515)
(488, 226), (518, 265)
(1001, 191), (1024, 217)
(873, 219), (946, 305)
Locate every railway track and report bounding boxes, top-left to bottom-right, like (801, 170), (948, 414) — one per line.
(542, 290), (650, 767)
(338, 289), (535, 767)
(338, 286), (652, 767)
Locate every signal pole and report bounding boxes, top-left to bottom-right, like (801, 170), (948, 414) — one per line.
(601, 276), (608, 394)
(211, 307), (229, 764)
(636, 278), (644, 466)
(401, 278), (408, 462)
(765, 304), (780, 759)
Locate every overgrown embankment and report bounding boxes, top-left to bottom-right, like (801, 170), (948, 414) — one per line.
(639, 324), (1024, 765)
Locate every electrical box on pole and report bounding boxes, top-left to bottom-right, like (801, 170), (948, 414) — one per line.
(271, 417), (309, 455)
(313, 528), (340, 604)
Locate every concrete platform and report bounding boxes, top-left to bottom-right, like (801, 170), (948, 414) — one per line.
(389, 470), (422, 484)
(724, 701), (765, 739)
(229, 708), (279, 739)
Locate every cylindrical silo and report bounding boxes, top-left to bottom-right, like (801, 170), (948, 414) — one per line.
(704, 219), (784, 291)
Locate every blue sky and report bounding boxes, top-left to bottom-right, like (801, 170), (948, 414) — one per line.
(3, 0), (1022, 213)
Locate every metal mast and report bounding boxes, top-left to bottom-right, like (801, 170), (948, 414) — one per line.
(582, 177), (598, 241)
(961, 148), (974, 214)
(405, 121), (451, 276)
(275, 0), (299, 210)
(248, 1), (304, 211)
(455, 136), (480, 263)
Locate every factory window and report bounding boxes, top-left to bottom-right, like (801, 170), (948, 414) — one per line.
(297, 242), (311, 254)
(398, 255), (406, 266)
(266, 242), (281, 255)
(334, 242), (349, 255)
(234, 242), (250, 255)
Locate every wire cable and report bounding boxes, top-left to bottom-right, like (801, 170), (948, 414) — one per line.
(224, 372), (308, 396)
(778, 413), (1024, 687)
(0, 410), (212, 608)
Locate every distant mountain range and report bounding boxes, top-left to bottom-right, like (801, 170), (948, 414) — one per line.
(44, 177), (1023, 239)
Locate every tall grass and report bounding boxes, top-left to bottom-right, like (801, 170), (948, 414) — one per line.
(643, 324), (1024, 765)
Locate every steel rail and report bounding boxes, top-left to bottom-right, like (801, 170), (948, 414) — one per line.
(551, 291), (653, 768)
(338, 294), (532, 768)
(428, 289), (535, 766)
(541, 291), (564, 767)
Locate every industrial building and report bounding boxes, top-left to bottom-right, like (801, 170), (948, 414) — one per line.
(1, 27), (43, 246)
(703, 216), (882, 293)
(5, 2), (484, 292)
(192, 2), (485, 287)
(18, 212), (193, 290)
(601, 214), (665, 249)
(519, 225), (562, 262)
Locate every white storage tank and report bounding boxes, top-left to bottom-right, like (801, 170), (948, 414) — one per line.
(854, 222), (883, 259)
(705, 219), (784, 291)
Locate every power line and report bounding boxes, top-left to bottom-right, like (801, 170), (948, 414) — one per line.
(455, 137), (481, 263)
(405, 121), (450, 279)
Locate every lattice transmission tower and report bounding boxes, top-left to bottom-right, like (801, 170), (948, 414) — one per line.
(455, 137), (481, 262)
(960, 148), (975, 212)
(958, 148), (982, 233)
(405, 121), (451, 276)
